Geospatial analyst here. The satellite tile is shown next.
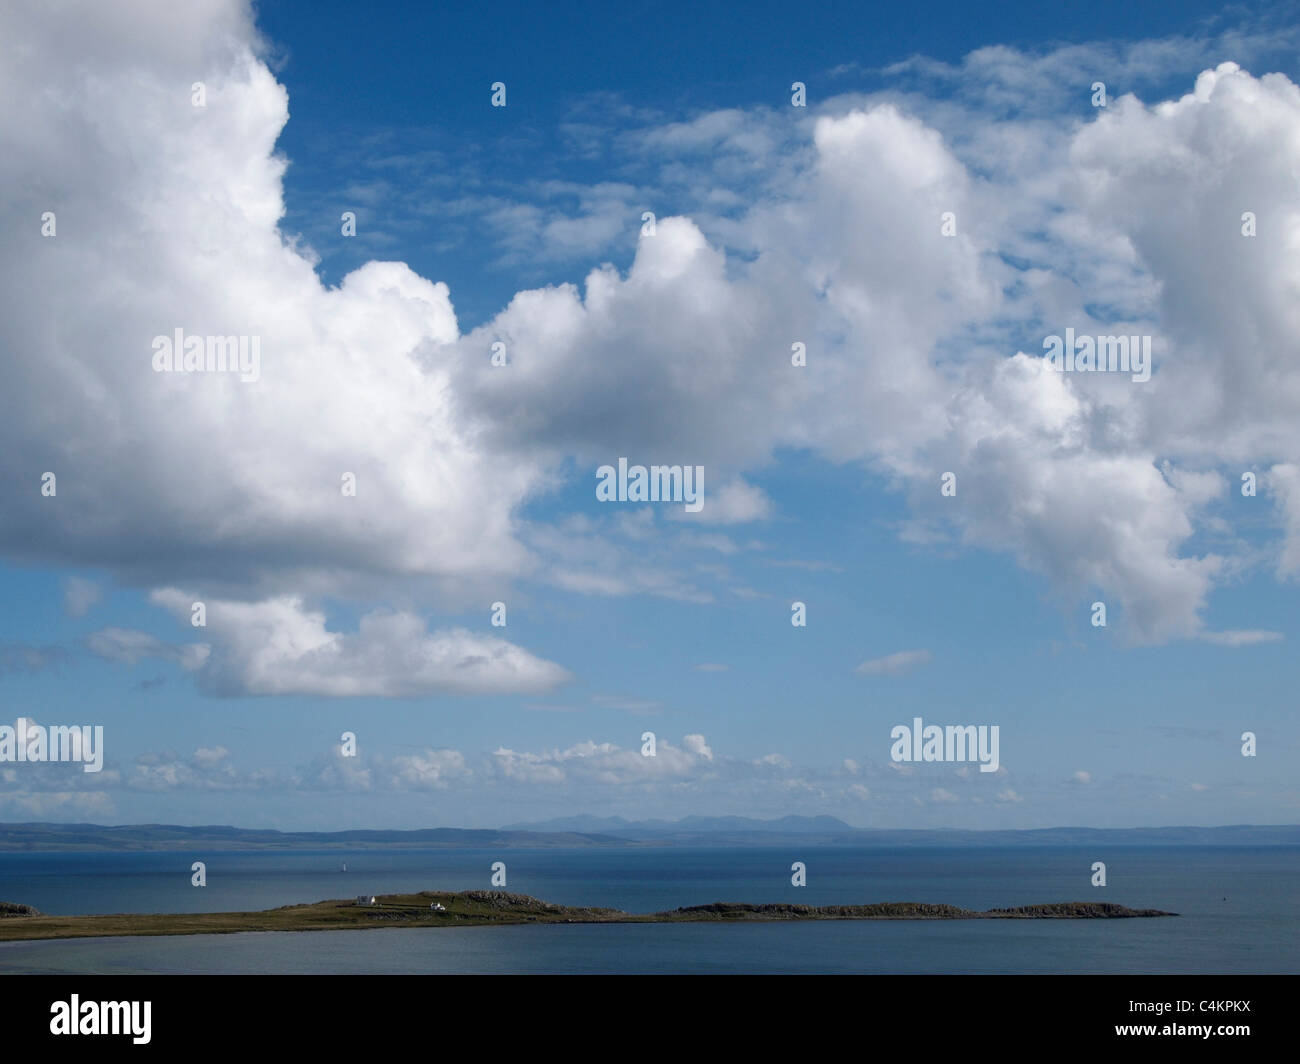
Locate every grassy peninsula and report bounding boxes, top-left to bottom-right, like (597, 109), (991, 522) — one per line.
(0, 891), (1176, 943)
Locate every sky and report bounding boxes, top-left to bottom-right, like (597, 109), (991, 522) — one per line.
(0, 0), (1298, 830)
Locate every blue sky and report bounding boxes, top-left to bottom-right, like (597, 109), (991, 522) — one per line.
(1, 0), (1297, 829)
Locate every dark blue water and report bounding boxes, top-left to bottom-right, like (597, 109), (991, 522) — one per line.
(1, 846), (1295, 973)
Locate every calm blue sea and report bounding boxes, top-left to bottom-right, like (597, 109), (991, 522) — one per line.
(0, 845), (1296, 973)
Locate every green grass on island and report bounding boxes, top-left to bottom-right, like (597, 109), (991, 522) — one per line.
(0, 892), (1177, 942)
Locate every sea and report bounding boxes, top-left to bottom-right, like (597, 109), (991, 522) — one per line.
(1, 845), (1296, 974)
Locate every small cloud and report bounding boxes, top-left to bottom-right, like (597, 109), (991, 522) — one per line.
(855, 649), (932, 677)
(63, 576), (102, 618)
(682, 734), (714, 760)
(754, 752), (791, 768)
(848, 783), (871, 800)
(671, 478), (773, 525)
(996, 788), (1023, 803)
(769, 559), (846, 573)
(691, 663), (729, 672)
(388, 749), (471, 790)
(0, 643), (69, 676)
(1072, 770), (1092, 784)
(192, 746), (229, 768)
(87, 627), (210, 670)
(591, 694), (661, 714)
(1200, 630), (1284, 647)
(929, 787), (959, 804)
(842, 758), (860, 776)
(827, 61), (868, 79)
(1190, 782), (1209, 791)
(490, 733), (714, 785)
(1147, 725), (1222, 741)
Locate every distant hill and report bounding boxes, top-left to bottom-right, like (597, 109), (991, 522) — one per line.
(502, 814), (856, 835)
(502, 817), (1300, 848)
(0, 819), (1296, 851)
(0, 822), (628, 852)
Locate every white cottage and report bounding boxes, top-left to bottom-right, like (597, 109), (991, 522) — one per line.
(356, 895), (376, 906)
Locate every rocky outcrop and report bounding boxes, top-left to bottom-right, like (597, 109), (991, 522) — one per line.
(662, 900), (1174, 920)
(982, 901), (1177, 918)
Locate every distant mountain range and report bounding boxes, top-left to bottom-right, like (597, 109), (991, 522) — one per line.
(0, 818), (1296, 851)
(501, 816), (1300, 847)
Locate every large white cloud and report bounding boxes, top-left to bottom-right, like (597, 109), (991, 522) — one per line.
(1, 0), (1297, 657)
(1, 0), (536, 603)
(143, 590), (571, 697)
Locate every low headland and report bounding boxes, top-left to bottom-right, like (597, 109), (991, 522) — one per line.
(0, 892), (1176, 943)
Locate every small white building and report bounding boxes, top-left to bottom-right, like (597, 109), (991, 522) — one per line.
(430, 902), (446, 911)
(356, 895), (376, 906)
